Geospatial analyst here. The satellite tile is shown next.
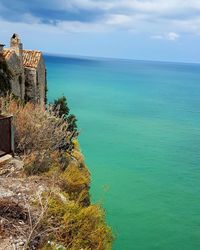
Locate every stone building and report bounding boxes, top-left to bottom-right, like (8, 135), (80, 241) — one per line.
(0, 34), (46, 104)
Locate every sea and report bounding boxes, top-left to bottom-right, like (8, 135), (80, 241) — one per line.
(45, 55), (200, 250)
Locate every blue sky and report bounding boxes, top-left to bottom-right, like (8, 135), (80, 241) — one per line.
(0, 0), (200, 63)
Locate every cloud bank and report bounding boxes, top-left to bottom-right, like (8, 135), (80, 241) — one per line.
(0, 0), (200, 40)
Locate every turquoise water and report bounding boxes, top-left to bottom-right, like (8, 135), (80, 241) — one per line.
(46, 55), (200, 250)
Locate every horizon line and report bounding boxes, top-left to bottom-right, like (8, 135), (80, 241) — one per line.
(43, 52), (200, 66)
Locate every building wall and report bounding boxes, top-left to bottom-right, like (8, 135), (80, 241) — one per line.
(1, 50), (46, 104)
(36, 56), (46, 105)
(5, 53), (25, 99)
(24, 67), (37, 103)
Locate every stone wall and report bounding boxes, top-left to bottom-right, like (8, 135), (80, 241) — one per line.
(0, 50), (46, 104)
(4, 53), (25, 99)
(36, 56), (46, 105)
(24, 67), (37, 103)
(24, 56), (46, 105)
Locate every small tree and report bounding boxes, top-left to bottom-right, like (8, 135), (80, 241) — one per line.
(53, 96), (78, 136)
(53, 96), (69, 119)
(67, 114), (78, 133)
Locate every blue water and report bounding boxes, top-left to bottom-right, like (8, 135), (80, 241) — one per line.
(46, 55), (200, 250)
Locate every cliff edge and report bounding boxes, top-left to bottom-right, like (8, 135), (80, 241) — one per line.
(0, 95), (113, 249)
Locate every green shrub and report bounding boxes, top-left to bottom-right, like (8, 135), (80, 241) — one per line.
(59, 160), (90, 204)
(53, 96), (69, 119)
(53, 96), (78, 137)
(41, 195), (113, 250)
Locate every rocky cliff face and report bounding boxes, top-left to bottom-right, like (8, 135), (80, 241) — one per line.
(0, 150), (90, 249)
(0, 96), (113, 250)
(0, 148), (113, 250)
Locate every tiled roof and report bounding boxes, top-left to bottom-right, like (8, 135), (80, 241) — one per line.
(2, 50), (15, 60)
(22, 50), (41, 68)
(1, 49), (41, 69)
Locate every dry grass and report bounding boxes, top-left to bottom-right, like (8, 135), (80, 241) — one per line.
(41, 194), (113, 250)
(59, 159), (90, 205)
(0, 95), (114, 249)
(0, 95), (74, 156)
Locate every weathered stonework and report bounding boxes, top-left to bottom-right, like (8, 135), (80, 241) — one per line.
(24, 67), (37, 103)
(5, 51), (25, 99)
(36, 56), (46, 104)
(0, 34), (46, 105)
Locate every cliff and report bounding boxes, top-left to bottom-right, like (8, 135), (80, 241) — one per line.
(0, 96), (113, 249)
(0, 33), (113, 248)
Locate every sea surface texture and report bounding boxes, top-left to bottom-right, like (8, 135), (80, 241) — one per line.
(46, 55), (200, 250)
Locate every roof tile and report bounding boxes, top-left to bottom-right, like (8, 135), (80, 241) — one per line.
(22, 50), (41, 69)
(2, 50), (14, 60)
(1, 49), (41, 69)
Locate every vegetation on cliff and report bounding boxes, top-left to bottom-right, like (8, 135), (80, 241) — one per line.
(0, 56), (12, 95)
(0, 95), (113, 249)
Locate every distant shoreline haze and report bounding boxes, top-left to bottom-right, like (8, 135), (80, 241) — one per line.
(44, 52), (200, 65)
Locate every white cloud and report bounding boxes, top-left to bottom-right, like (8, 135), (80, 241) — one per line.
(56, 0), (200, 36)
(57, 20), (106, 33)
(167, 32), (179, 41)
(1, 0), (200, 38)
(21, 13), (41, 24)
(151, 32), (180, 41)
(58, 0), (200, 14)
(105, 14), (133, 26)
(71, 0), (113, 10)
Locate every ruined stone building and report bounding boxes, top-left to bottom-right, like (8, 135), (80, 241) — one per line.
(0, 34), (46, 104)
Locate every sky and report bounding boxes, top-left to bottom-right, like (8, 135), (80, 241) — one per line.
(0, 0), (200, 63)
